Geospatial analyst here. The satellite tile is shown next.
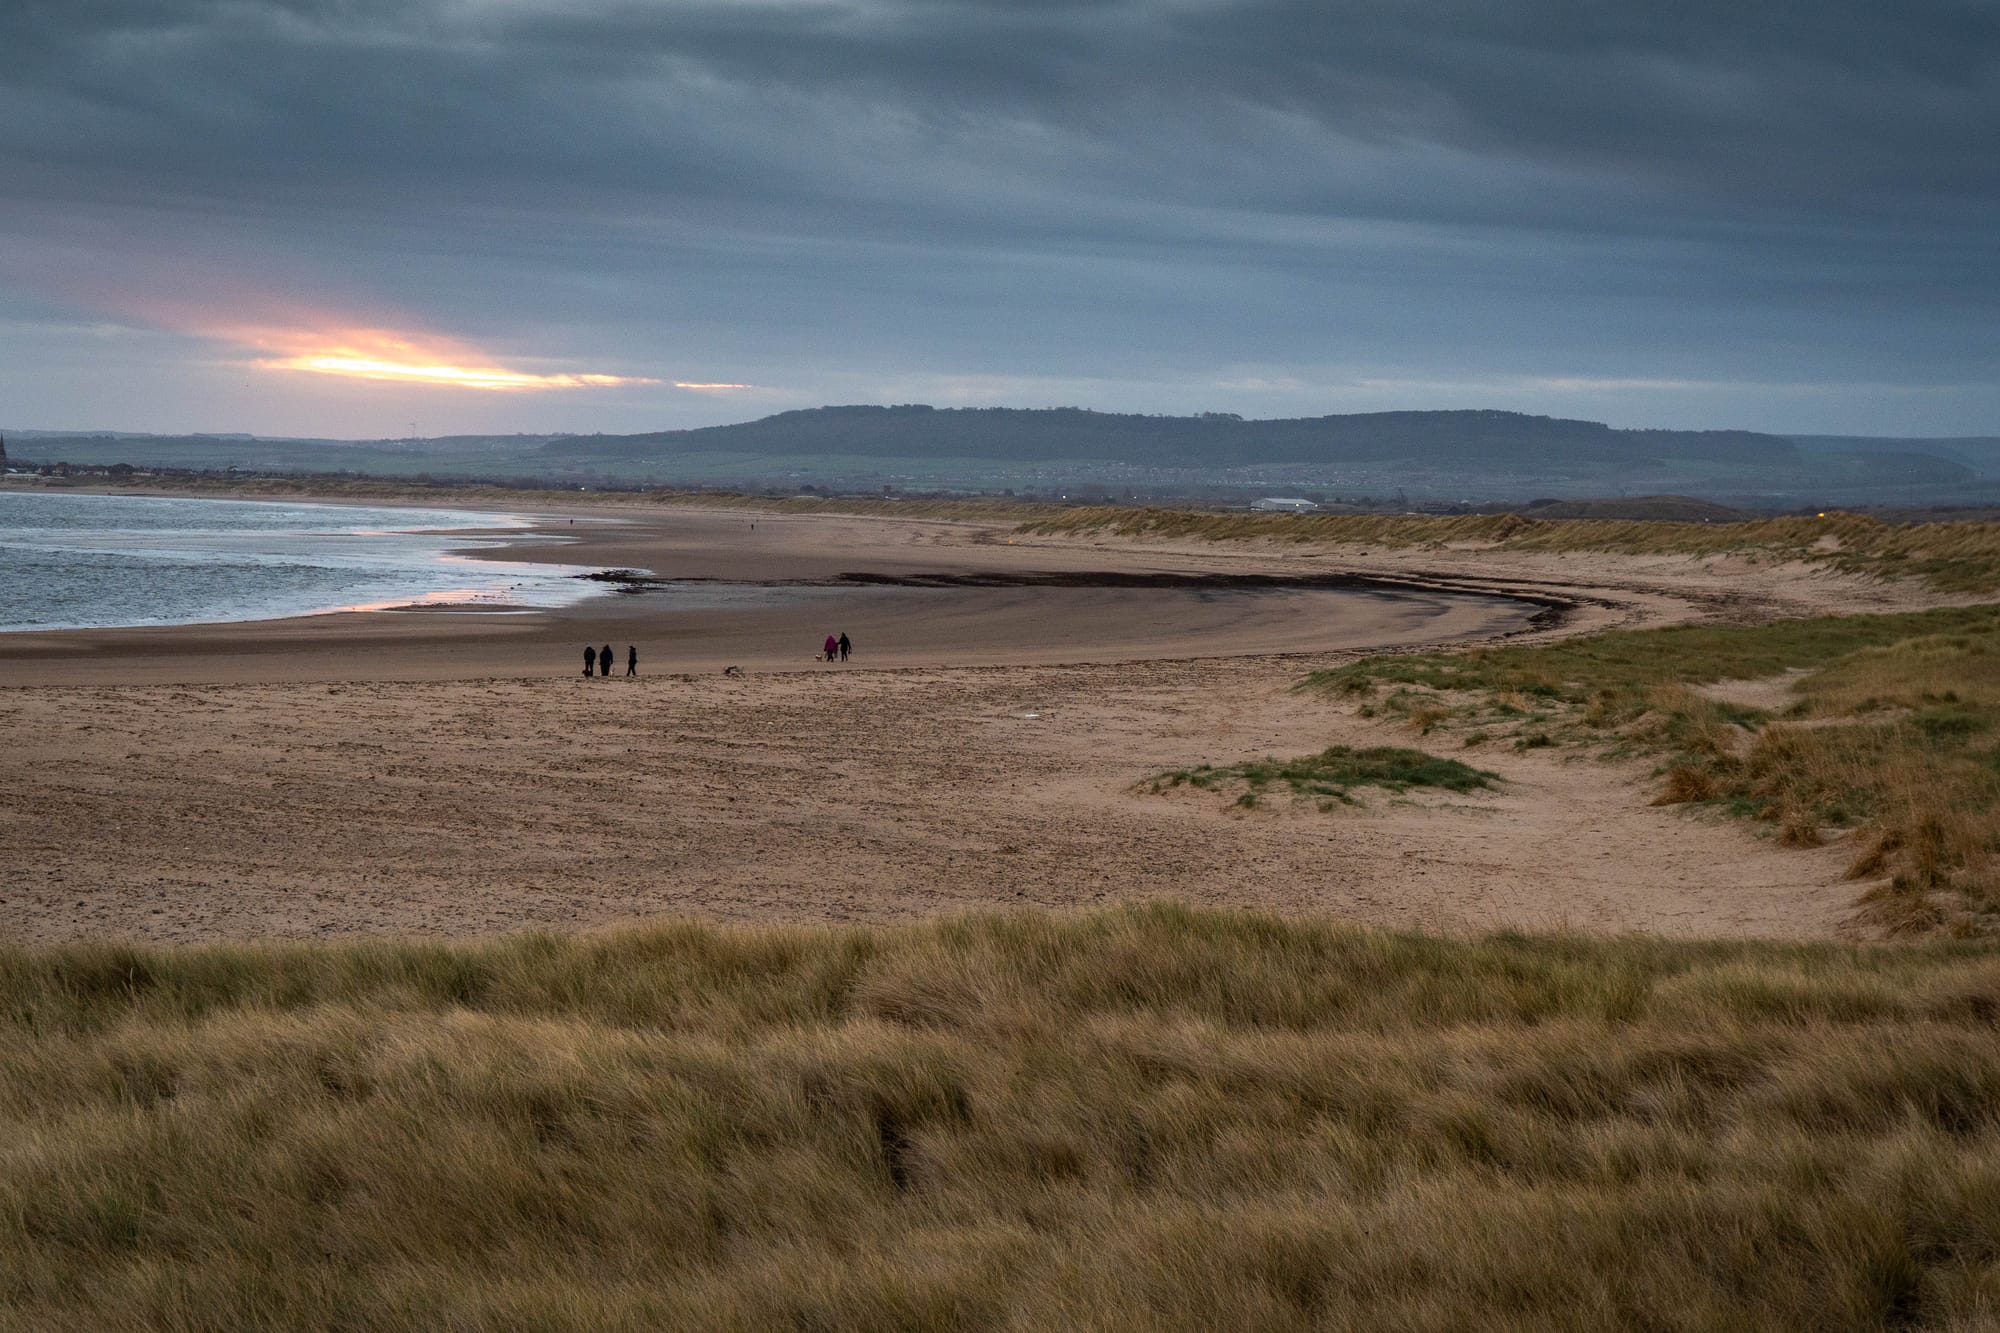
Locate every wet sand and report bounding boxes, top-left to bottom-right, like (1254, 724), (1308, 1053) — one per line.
(0, 505), (1542, 685)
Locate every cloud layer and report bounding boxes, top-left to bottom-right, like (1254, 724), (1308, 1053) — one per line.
(2, 0), (1995, 436)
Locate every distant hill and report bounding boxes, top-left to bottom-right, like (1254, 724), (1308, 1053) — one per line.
(556, 406), (1806, 471)
(9, 408), (1993, 506)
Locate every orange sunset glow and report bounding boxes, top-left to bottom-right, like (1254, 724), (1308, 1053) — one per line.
(248, 328), (660, 392)
(265, 352), (653, 390)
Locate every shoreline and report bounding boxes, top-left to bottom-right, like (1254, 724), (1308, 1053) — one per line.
(0, 489), (610, 638)
(0, 497), (1559, 686)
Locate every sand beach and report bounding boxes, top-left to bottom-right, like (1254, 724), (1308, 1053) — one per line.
(0, 497), (1950, 943)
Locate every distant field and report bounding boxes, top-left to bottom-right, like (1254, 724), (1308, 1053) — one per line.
(1510, 494), (1751, 521)
(7, 905), (2000, 1330)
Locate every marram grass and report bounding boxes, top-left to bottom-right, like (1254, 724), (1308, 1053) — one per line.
(1023, 506), (2000, 592)
(6, 905), (2000, 1330)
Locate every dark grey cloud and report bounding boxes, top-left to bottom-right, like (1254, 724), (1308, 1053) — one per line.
(12, 0), (1996, 213)
(0, 0), (1995, 436)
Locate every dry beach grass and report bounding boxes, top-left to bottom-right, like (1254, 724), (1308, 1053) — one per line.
(1025, 506), (2000, 593)
(8, 905), (2000, 1331)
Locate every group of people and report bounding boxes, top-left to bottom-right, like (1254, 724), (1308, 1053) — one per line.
(579, 633), (853, 675)
(582, 643), (636, 677)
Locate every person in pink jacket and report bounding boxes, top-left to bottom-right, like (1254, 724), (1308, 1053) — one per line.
(823, 633), (839, 662)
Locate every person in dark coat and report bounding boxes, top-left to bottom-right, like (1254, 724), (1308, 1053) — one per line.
(583, 644), (596, 677)
(627, 645), (638, 676)
(837, 632), (851, 662)
(599, 643), (614, 677)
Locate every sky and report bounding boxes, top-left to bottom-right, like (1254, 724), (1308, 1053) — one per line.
(2, 0), (1997, 441)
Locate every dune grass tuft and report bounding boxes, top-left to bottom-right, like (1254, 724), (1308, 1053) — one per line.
(7, 906), (2000, 1329)
(1143, 745), (1498, 808)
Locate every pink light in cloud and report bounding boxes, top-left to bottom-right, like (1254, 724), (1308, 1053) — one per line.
(241, 326), (658, 392)
(260, 347), (656, 391)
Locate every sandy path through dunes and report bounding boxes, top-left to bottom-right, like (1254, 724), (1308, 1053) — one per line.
(0, 656), (1855, 943)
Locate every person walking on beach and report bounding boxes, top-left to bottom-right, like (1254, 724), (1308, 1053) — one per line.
(583, 644), (596, 677)
(599, 643), (614, 678)
(627, 644), (638, 676)
(838, 632), (851, 662)
(823, 633), (838, 663)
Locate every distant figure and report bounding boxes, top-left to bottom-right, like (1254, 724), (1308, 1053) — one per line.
(627, 644), (638, 676)
(838, 632), (851, 662)
(583, 644), (596, 677)
(823, 633), (838, 662)
(599, 643), (614, 677)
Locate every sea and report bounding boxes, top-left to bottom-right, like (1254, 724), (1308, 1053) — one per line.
(0, 492), (600, 633)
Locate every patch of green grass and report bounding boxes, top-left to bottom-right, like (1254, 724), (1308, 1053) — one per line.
(1145, 745), (1499, 807)
(1305, 604), (2000, 725)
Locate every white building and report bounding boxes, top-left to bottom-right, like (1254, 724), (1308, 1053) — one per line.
(1250, 497), (1319, 513)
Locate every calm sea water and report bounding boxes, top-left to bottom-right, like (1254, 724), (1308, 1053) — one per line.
(0, 492), (601, 632)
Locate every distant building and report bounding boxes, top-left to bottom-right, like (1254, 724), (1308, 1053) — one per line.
(0, 432), (7, 470)
(1250, 497), (1319, 513)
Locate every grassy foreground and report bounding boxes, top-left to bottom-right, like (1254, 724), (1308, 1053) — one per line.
(7, 905), (2000, 1330)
